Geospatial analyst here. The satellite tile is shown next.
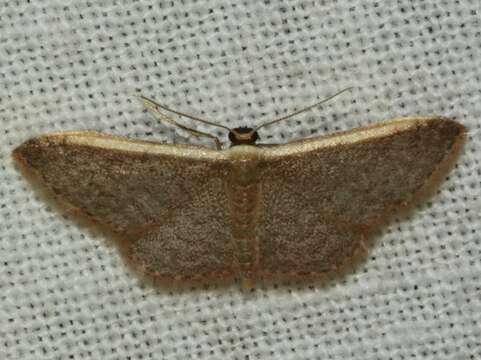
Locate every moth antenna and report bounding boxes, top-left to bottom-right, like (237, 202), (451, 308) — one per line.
(140, 96), (231, 132)
(141, 96), (223, 150)
(254, 87), (355, 132)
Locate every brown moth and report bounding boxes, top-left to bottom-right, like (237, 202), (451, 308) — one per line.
(12, 91), (465, 287)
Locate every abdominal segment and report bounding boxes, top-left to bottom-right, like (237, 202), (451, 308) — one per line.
(224, 158), (262, 283)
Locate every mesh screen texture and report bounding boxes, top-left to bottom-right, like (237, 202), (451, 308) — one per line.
(1, 0), (480, 359)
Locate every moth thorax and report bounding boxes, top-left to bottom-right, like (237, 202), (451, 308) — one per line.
(228, 127), (260, 147)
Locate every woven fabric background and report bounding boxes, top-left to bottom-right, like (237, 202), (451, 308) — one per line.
(1, 0), (480, 359)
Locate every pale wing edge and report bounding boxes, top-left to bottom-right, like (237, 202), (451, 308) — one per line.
(259, 116), (464, 158)
(15, 131), (227, 161)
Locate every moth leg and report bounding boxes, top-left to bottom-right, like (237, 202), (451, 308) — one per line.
(141, 96), (223, 150)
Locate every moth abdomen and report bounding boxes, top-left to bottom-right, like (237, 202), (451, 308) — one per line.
(224, 151), (264, 283)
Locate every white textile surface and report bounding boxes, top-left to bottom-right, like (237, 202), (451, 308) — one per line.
(1, 1), (480, 359)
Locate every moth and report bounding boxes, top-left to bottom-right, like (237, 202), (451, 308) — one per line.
(13, 90), (465, 287)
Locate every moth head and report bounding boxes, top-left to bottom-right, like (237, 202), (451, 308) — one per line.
(228, 127), (260, 147)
